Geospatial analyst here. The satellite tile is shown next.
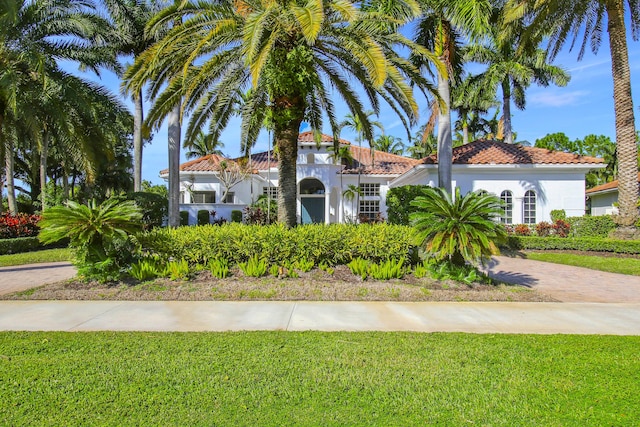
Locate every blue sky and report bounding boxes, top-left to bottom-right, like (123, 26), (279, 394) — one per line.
(74, 32), (640, 186)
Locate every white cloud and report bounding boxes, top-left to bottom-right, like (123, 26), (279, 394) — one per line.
(529, 90), (589, 107)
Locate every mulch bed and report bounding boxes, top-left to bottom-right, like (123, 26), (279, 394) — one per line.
(3, 265), (556, 302)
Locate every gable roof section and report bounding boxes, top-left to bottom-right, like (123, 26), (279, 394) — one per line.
(586, 173), (640, 195)
(421, 140), (604, 165)
(342, 145), (421, 175)
(163, 133), (418, 176)
(297, 131), (351, 145)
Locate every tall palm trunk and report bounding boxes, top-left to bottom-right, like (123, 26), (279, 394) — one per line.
(502, 80), (513, 144)
(606, 1), (638, 229)
(39, 131), (49, 211)
(5, 139), (17, 214)
(133, 89), (144, 192)
(274, 115), (302, 228)
(437, 72), (452, 194)
(167, 102), (181, 227)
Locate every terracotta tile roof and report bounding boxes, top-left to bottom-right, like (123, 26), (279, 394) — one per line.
(586, 173), (640, 194)
(160, 153), (228, 174)
(341, 145), (421, 175)
(421, 140), (605, 165)
(297, 131), (351, 145)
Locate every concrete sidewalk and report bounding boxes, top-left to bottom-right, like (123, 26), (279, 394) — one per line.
(1, 300), (639, 335)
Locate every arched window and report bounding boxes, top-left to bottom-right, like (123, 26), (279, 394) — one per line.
(500, 191), (512, 224)
(523, 190), (536, 224)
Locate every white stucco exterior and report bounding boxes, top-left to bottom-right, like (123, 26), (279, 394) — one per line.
(164, 135), (603, 225)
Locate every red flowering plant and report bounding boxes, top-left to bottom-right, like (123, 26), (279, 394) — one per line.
(0, 213), (42, 239)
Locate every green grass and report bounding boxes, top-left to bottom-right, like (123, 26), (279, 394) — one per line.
(0, 248), (72, 267)
(1, 332), (639, 425)
(525, 252), (640, 276)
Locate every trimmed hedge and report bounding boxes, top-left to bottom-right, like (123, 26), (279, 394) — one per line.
(139, 223), (418, 266)
(197, 210), (210, 226)
(0, 237), (42, 255)
(231, 210), (243, 223)
(567, 215), (616, 238)
(386, 185), (431, 225)
(505, 236), (640, 254)
(179, 211), (189, 226)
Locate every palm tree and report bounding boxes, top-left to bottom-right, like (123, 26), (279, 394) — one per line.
(342, 184), (362, 223)
(0, 0), (113, 213)
(413, 0), (492, 194)
(125, 0), (440, 227)
(328, 144), (354, 221)
(506, 0), (640, 229)
(184, 131), (225, 159)
(451, 74), (500, 145)
(339, 111), (384, 216)
(373, 135), (404, 155)
(103, 0), (161, 192)
(465, 8), (570, 145)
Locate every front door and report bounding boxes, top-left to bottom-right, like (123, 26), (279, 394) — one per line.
(301, 197), (325, 224)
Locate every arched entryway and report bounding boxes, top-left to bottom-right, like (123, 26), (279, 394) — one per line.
(299, 178), (325, 224)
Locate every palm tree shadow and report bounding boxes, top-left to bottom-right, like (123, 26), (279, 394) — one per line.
(483, 257), (539, 288)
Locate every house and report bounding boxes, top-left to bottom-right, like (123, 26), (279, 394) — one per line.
(160, 132), (604, 225)
(586, 173), (640, 216)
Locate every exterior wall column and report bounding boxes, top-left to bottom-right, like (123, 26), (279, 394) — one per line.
(325, 189), (331, 224)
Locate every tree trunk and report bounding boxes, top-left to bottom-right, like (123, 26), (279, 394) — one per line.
(502, 80), (513, 144)
(168, 102), (181, 227)
(437, 72), (452, 194)
(463, 121), (469, 146)
(39, 131), (48, 211)
(274, 117), (302, 228)
(606, 1), (639, 229)
(133, 89), (144, 192)
(5, 139), (17, 214)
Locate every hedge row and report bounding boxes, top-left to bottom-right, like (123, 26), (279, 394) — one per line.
(0, 237), (43, 255)
(140, 223), (418, 266)
(505, 236), (640, 254)
(566, 215), (616, 238)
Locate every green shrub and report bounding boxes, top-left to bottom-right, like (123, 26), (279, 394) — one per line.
(163, 259), (190, 280)
(505, 236), (640, 254)
(129, 259), (161, 281)
(139, 223), (417, 267)
(412, 261), (429, 279)
(411, 188), (506, 266)
(209, 258), (230, 279)
(197, 210), (210, 226)
(269, 264), (280, 277)
(38, 199), (142, 282)
(386, 185), (431, 225)
(231, 210), (243, 223)
(550, 209), (566, 222)
(427, 261), (487, 285)
(567, 215), (616, 238)
(0, 237), (42, 255)
(239, 255), (267, 277)
(128, 192), (168, 230)
(368, 258), (406, 280)
(348, 258), (370, 280)
(294, 257), (314, 272)
(180, 211), (189, 226)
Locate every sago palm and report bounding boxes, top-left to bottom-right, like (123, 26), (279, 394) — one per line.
(410, 187), (506, 266)
(125, 0), (441, 227)
(39, 199), (143, 267)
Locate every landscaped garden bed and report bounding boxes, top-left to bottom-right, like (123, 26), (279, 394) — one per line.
(1, 264), (551, 302)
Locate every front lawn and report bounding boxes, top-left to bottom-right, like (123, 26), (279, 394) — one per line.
(0, 248), (72, 267)
(1, 332), (638, 425)
(525, 251), (640, 276)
